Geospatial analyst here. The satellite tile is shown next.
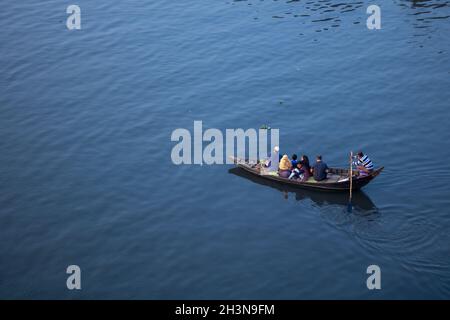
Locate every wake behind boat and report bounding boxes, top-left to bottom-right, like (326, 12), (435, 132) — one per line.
(230, 156), (383, 192)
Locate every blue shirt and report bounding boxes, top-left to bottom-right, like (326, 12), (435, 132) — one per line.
(354, 155), (374, 171)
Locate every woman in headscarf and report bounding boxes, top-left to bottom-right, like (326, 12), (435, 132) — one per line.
(278, 154), (292, 178)
(268, 146), (280, 172)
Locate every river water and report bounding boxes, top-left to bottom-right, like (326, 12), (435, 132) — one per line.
(1, 0), (450, 299)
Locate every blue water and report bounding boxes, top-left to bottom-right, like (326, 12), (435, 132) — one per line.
(1, 0), (450, 299)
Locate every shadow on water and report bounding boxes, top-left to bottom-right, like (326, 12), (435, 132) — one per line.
(228, 167), (378, 213)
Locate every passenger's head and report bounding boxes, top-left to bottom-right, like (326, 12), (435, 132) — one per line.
(316, 155), (322, 162)
(302, 155), (309, 164)
(357, 151), (364, 159)
(297, 162), (303, 168)
(292, 154), (297, 161)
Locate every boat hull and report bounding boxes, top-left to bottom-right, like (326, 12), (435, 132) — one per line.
(233, 158), (383, 192)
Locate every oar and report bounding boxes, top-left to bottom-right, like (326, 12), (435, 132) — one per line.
(347, 151), (353, 212)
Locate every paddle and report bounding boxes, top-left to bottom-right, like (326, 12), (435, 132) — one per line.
(347, 151), (353, 212)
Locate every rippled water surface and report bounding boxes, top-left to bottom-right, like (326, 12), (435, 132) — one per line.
(1, 0), (450, 299)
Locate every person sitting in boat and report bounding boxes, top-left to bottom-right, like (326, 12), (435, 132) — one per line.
(301, 159), (311, 181)
(288, 157), (311, 181)
(300, 155), (310, 168)
(312, 155), (329, 181)
(353, 151), (374, 176)
(263, 146), (280, 172)
(278, 154), (292, 178)
(291, 154), (299, 168)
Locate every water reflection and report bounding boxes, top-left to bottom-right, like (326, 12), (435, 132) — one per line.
(404, 0), (450, 36)
(405, 0), (449, 9)
(231, 0), (365, 30)
(231, 0), (450, 37)
(228, 167), (378, 212)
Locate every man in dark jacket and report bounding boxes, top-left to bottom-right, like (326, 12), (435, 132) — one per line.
(312, 155), (329, 181)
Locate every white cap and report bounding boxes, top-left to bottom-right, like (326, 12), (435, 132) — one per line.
(274, 146), (279, 153)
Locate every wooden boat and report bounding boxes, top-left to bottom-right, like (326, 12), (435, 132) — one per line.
(228, 167), (378, 211)
(231, 157), (383, 192)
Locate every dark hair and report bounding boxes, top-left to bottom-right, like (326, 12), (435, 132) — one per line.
(317, 155), (322, 160)
(357, 151), (364, 157)
(292, 154), (298, 160)
(302, 155), (310, 167)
